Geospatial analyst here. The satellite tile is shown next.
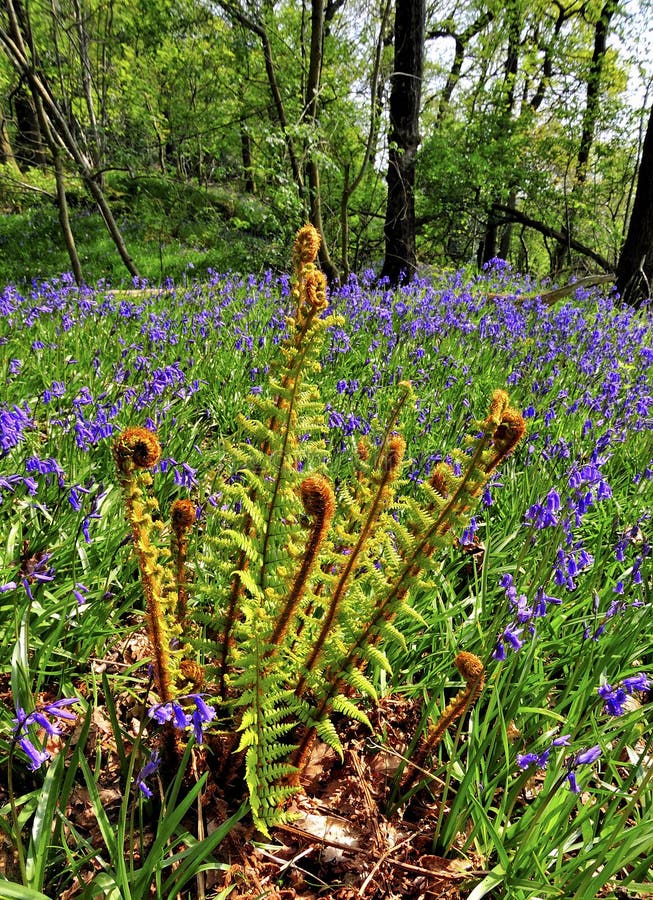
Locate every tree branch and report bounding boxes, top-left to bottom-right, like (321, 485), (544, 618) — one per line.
(493, 203), (612, 270)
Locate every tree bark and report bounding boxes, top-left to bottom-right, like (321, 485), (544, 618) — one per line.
(615, 103), (653, 308)
(479, 0), (520, 268)
(53, 146), (83, 284)
(381, 0), (426, 285)
(304, 0), (338, 282)
(553, 0), (618, 271)
(341, 0), (391, 278)
(0, 100), (19, 170)
(429, 10), (494, 125)
(217, 1), (304, 193)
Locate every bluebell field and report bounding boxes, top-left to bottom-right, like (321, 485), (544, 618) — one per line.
(0, 259), (652, 896)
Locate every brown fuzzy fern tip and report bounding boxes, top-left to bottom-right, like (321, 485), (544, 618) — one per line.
(171, 498), (196, 534)
(293, 223), (321, 267)
(300, 473), (336, 524)
(454, 651), (486, 701)
(113, 426), (161, 475)
(485, 406), (526, 474)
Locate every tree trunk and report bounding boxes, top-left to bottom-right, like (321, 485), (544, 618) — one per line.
(12, 86), (46, 167)
(381, 0), (426, 285)
(240, 123), (255, 194)
(340, 0), (391, 278)
(29, 65), (84, 283)
(53, 147), (83, 284)
(0, 101), (19, 170)
(552, 0), (618, 271)
(304, 0), (338, 282)
(479, 0), (519, 268)
(615, 103), (653, 308)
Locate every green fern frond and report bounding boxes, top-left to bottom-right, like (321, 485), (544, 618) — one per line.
(182, 227), (527, 834)
(313, 716), (344, 758)
(331, 695), (373, 728)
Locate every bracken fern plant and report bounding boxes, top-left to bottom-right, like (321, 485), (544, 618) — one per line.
(113, 225), (526, 834)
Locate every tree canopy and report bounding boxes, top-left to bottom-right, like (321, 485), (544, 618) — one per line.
(1, 0), (652, 300)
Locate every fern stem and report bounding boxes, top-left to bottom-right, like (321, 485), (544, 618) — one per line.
(295, 434), (406, 696)
(171, 499), (194, 626)
(402, 652), (485, 794)
(113, 428), (174, 706)
(292, 427), (495, 767)
(268, 475), (335, 650)
(259, 338), (312, 594)
(219, 542), (251, 699)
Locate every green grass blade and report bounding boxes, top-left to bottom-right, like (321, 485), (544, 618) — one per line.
(0, 881), (52, 900)
(161, 801), (248, 898)
(24, 751), (65, 891)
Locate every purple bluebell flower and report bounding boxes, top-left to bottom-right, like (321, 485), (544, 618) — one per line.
(149, 702), (173, 724)
(598, 684), (628, 716)
(566, 771), (580, 794)
(516, 733), (572, 773)
(172, 702), (191, 729)
(135, 750), (161, 798)
(516, 752), (540, 770)
(574, 745), (602, 766)
(148, 693), (217, 743)
(73, 583), (89, 606)
(622, 673), (650, 693)
(19, 736), (50, 771)
(599, 672), (650, 715)
(503, 625), (524, 651)
(189, 694), (217, 744)
(13, 697), (80, 770)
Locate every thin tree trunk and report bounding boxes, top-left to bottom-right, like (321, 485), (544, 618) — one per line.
(28, 56), (83, 283)
(616, 103), (653, 307)
(381, 0), (426, 285)
(479, 0), (519, 268)
(0, 102), (19, 170)
(304, 0), (338, 281)
(341, 0), (391, 277)
(429, 10), (494, 124)
(552, 0), (619, 271)
(240, 123), (255, 194)
(53, 147), (83, 284)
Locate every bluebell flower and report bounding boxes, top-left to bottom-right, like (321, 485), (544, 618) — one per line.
(598, 684), (627, 716)
(566, 771), (580, 794)
(135, 750), (161, 799)
(493, 624), (524, 660)
(148, 694), (217, 743)
(13, 698), (80, 770)
(19, 736), (50, 771)
(189, 694), (217, 744)
(622, 673), (650, 692)
(599, 673), (650, 715)
(574, 745), (602, 766)
(516, 733), (571, 772)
